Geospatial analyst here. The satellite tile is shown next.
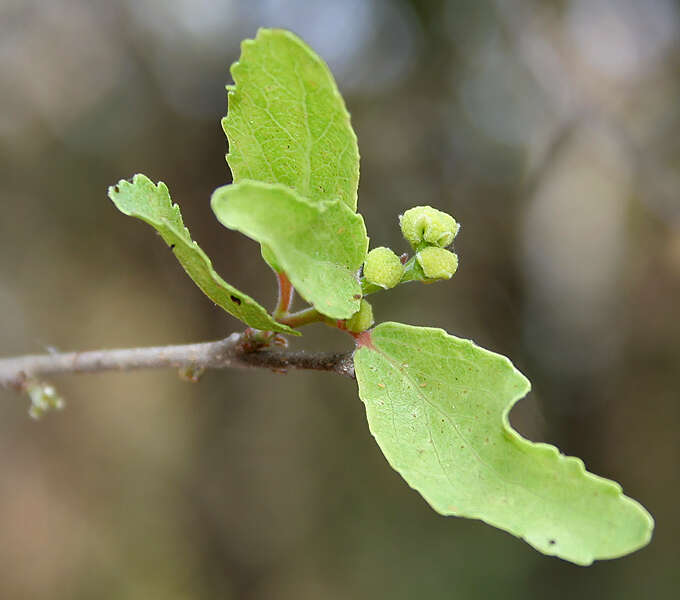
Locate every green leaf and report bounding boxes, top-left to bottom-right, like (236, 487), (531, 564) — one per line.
(211, 180), (368, 320)
(108, 174), (297, 335)
(223, 28), (360, 210)
(354, 322), (653, 565)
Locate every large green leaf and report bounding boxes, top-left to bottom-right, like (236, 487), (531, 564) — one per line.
(211, 180), (368, 320)
(223, 28), (360, 210)
(354, 322), (653, 565)
(108, 175), (297, 335)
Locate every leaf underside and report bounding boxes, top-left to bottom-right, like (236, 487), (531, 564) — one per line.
(354, 322), (654, 565)
(223, 28), (360, 210)
(211, 180), (368, 320)
(108, 175), (297, 335)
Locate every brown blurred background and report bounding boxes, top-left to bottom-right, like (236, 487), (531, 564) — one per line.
(1, 0), (678, 598)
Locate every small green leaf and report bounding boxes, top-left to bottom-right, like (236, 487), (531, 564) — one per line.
(224, 28), (360, 210)
(354, 322), (653, 565)
(108, 175), (297, 335)
(211, 180), (368, 319)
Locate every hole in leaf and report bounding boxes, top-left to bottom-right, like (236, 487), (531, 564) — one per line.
(230, 295), (242, 305)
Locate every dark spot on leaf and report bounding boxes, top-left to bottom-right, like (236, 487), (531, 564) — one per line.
(549, 539), (556, 546)
(230, 295), (242, 305)
(353, 294), (362, 300)
(170, 244), (176, 250)
(114, 185), (120, 193)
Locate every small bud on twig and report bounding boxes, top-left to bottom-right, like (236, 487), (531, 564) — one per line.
(24, 380), (65, 420)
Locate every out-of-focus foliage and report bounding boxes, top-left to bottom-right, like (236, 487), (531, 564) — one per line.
(1, 0), (678, 598)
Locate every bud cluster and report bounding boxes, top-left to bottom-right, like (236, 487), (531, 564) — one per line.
(400, 206), (459, 281)
(357, 205), (460, 332)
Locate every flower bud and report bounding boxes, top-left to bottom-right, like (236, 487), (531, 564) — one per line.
(363, 247), (404, 289)
(416, 247), (459, 280)
(26, 381), (64, 420)
(399, 206), (460, 249)
(345, 299), (374, 333)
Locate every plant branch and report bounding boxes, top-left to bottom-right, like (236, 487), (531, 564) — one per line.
(0, 333), (355, 390)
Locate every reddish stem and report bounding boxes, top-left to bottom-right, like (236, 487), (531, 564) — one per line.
(353, 329), (375, 349)
(274, 272), (295, 317)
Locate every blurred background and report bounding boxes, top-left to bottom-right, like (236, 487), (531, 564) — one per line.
(1, 0), (678, 597)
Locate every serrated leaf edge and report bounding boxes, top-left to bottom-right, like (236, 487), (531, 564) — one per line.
(223, 27), (360, 211)
(108, 174), (299, 335)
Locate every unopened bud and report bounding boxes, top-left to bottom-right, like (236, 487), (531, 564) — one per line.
(26, 381), (64, 420)
(346, 299), (374, 333)
(400, 206), (460, 249)
(416, 247), (459, 280)
(363, 247), (404, 289)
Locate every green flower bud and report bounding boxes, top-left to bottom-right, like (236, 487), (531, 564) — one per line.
(399, 206), (460, 249)
(346, 299), (374, 333)
(416, 247), (459, 280)
(363, 247), (404, 289)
